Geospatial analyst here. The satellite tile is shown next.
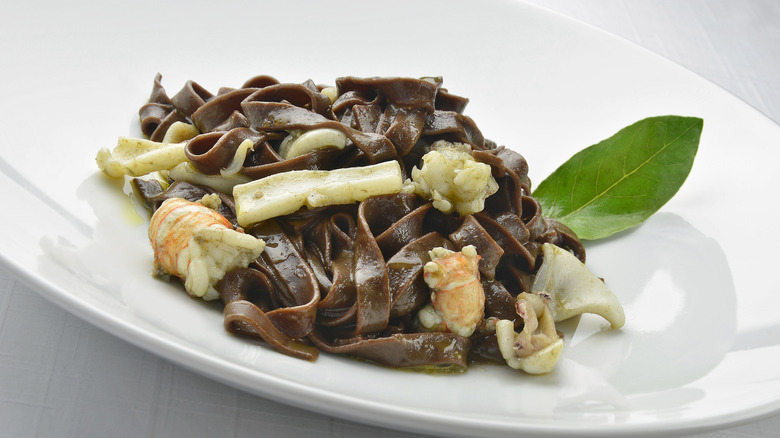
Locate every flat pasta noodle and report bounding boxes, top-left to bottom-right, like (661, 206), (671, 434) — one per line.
(131, 74), (588, 371)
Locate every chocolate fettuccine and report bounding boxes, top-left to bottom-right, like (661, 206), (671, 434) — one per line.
(134, 74), (585, 371)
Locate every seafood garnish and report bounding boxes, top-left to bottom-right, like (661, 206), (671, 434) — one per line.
(496, 292), (563, 374)
(532, 243), (625, 328)
(169, 162), (251, 194)
(405, 140), (498, 216)
(149, 196), (265, 300)
(96, 137), (188, 178)
(278, 128), (348, 160)
(233, 160), (403, 228)
(420, 245), (485, 337)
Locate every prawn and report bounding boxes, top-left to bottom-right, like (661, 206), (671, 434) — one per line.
(420, 245), (485, 337)
(149, 196), (265, 300)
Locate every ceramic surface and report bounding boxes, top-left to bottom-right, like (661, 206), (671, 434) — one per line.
(2, 1), (779, 436)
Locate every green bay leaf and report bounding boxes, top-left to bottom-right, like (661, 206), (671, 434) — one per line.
(532, 115), (702, 240)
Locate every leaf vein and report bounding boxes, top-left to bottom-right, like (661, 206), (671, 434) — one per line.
(560, 120), (697, 220)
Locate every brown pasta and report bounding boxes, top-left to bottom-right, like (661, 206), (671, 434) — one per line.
(133, 74), (587, 372)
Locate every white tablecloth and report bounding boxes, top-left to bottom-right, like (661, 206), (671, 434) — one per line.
(2, 1), (778, 437)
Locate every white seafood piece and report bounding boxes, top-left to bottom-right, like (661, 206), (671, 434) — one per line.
(220, 138), (255, 177)
(96, 137), (188, 178)
(278, 128), (348, 160)
(169, 162), (251, 194)
(405, 140), (498, 216)
(420, 245), (485, 337)
(416, 303), (447, 332)
(233, 160), (403, 228)
(320, 86), (338, 103)
(496, 292), (563, 374)
(161, 121), (200, 144)
(149, 197), (265, 301)
(532, 243), (625, 328)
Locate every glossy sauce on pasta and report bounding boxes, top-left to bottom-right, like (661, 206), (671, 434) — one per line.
(134, 74), (586, 371)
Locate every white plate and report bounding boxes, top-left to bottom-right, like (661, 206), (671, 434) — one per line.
(2, 0), (780, 436)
